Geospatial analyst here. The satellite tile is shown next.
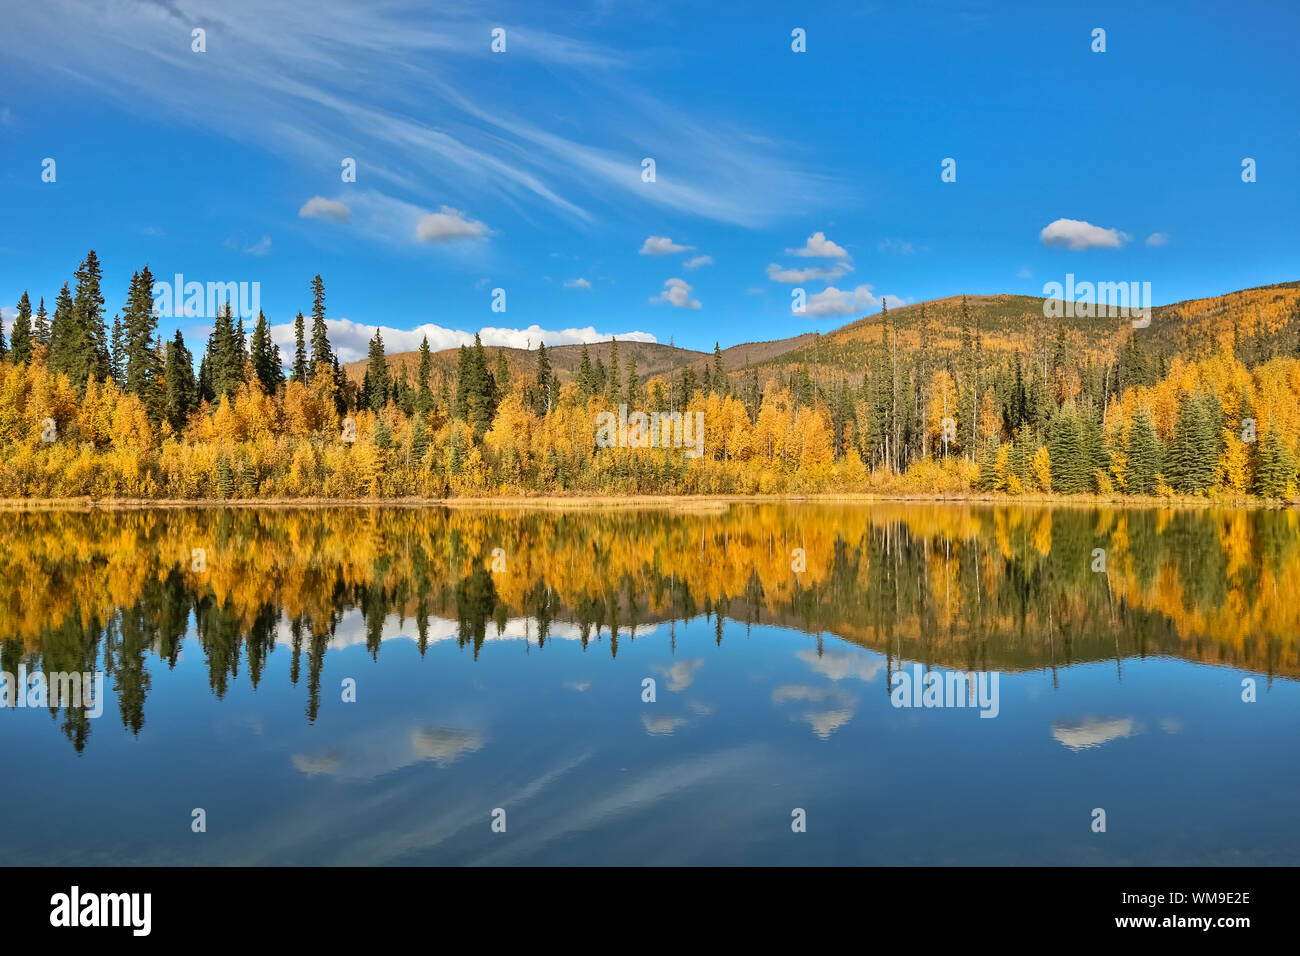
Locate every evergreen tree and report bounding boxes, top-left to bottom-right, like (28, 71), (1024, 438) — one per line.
(1047, 404), (1089, 494)
(533, 342), (553, 415)
(216, 455), (234, 498)
(291, 312), (308, 382)
(33, 296), (49, 347)
(9, 291), (33, 364)
(249, 310), (281, 393)
(1123, 408), (1160, 494)
(123, 266), (159, 398)
(208, 300), (242, 398)
(416, 335), (433, 415)
(1253, 430), (1295, 498)
(110, 313), (125, 383)
(604, 337), (620, 406)
(364, 328), (389, 411)
(308, 275), (332, 379)
(712, 342), (727, 396)
(494, 350), (511, 396)
(67, 251), (110, 389)
(1165, 392), (1216, 494)
(576, 344), (594, 397)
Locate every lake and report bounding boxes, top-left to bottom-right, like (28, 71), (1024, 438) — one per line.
(1, 502), (1297, 865)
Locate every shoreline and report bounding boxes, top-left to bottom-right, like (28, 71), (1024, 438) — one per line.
(0, 493), (1291, 512)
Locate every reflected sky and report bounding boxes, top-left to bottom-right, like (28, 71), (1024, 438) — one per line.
(1, 504), (1299, 864)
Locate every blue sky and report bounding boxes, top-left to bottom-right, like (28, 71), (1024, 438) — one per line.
(1, 0), (1297, 360)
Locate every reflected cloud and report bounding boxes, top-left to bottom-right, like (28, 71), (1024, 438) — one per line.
(411, 727), (487, 767)
(772, 684), (857, 738)
(292, 725), (486, 779)
(642, 714), (688, 736)
(292, 750), (343, 776)
(565, 681), (591, 692)
(1052, 717), (1136, 750)
(796, 648), (885, 682)
(658, 658), (704, 692)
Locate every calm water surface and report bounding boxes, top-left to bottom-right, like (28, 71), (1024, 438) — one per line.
(1, 503), (1297, 865)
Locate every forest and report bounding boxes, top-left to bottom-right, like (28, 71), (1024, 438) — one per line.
(2, 250), (1299, 500)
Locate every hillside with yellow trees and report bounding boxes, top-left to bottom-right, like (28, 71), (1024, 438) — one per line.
(2, 253), (1299, 500)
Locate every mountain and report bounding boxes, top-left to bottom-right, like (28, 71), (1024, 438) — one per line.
(345, 281), (1300, 385)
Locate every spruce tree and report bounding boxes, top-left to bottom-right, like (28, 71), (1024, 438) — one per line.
(605, 337), (620, 406)
(1047, 404), (1088, 494)
(250, 310), (281, 393)
(291, 312), (308, 382)
(453, 344), (471, 421)
(1125, 407), (1161, 495)
(1165, 392), (1216, 494)
(469, 333), (495, 433)
(33, 296), (49, 347)
(577, 343), (594, 397)
(208, 300), (241, 398)
(1252, 431), (1294, 498)
(69, 251), (109, 389)
(364, 328), (389, 411)
(534, 342), (552, 416)
(110, 313), (125, 383)
(8, 291), (32, 364)
(712, 342), (727, 396)
(416, 335), (433, 415)
(123, 266), (159, 397)
(308, 275), (332, 378)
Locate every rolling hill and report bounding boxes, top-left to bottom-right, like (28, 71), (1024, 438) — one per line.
(345, 281), (1300, 387)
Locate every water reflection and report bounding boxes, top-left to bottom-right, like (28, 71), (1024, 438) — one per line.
(1, 502), (1298, 754)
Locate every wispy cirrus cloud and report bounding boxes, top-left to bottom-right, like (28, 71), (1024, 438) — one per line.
(1, 0), (833, 231)
(767, 262), (853, 284)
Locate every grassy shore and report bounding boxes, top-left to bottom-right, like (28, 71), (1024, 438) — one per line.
(0, 492), (1291, 512)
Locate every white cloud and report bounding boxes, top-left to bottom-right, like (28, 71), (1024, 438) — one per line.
(245, 235), (272, 256)
(0, 306), (15, 324)
(787, 231), (848, 258)
(414, 206), (489, 243)
(1146, 232), (1169, 247)
(1016, 266), (1032, 278)
(271, 319), (654, 363)
(799, 285), (903, 318)
(649, 277), (701, 310)
(298, 196), (352, 223)
(683, 255), (713, 269)
(563, 278), (591, 289)
(766, 261), (853, 284)
(1040, 218), (1130, 250)
(639, 235), (692, 256)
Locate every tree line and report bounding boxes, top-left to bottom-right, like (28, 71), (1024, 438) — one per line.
(2, 253), (1300, 499)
